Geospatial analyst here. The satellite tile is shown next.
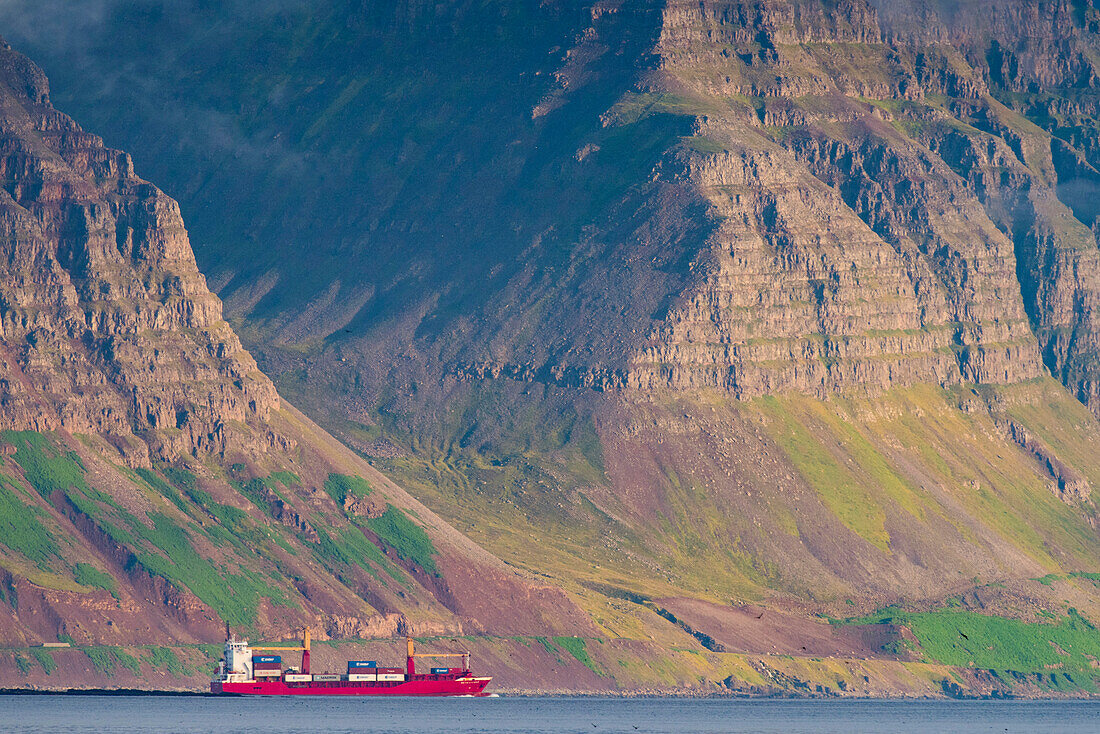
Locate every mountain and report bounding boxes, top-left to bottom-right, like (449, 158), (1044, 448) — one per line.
(3, 0), (1100, 696)
(0, 37), (602, 692)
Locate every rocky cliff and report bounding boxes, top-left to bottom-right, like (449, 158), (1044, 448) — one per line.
(0, 38), (278, 464)
(10, 3), (1100, 409)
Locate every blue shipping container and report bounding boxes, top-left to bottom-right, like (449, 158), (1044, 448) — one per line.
(348, 661), (377, 668)
(252, 655), (281, 663)
(431, 668), (450, 674)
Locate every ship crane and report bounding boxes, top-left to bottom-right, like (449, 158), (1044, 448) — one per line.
(406, 636), (470, 676)
(212, 625), (490, 695)
(251, 627), (312, 673)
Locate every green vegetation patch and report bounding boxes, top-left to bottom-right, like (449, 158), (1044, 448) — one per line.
(313, 525), (401, 583)
(182, 483), (249, 533)
(236, 472), (301, 511)
(14, 652), (30, 675)
(142, 467), (294, 562)
(323, 473), (372, 506)
(1073, 572), (1100, 584)
(31, 648), (56, 675)
(73, 562), (116, 596)
(535, 636), (558, 656)
(82, 646), (140, 677)
(89, 468), (297, 625)
(846, 608), (1100, 686)
(267, 471), (301, 488)
(131, 513), (286, 626)
(135, 468), (189, 515)
(236, 475), (290, 514)
(112, 648), (141, 676)
(145, 646), (186, 676)
(164, 467), (198, 494)
(83, 647), (116, 676)
(4, 431), (89, 498)
(552, 636), (602, 676)
(169, 475), (277, 556)
(605, 92), (718, 126)
(366, 505), (438, 575)
(0, 476), (61, 569)
(756, 398), (890, 551)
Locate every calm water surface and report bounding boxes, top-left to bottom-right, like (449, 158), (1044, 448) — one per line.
(1, 695), (1098, 734)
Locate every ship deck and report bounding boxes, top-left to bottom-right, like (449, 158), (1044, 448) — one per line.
(212, 674), (492, 696)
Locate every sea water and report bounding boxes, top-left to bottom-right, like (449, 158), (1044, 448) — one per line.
(1, 694), (1097, 733)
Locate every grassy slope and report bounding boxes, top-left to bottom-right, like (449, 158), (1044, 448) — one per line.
(0, 633), (965, 697)
(839, 605), (1100, 693)
(368, 377), (1100, 693)
(0, 425), (457, 642)
(382, 380), (1100, 595)
(8, 381), (1100, 695)
(0, 423), (966, 696)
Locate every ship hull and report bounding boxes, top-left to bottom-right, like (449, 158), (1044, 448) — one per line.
(211, 676), (492, 696)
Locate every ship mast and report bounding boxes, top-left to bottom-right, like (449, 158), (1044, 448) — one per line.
(405, 635), (472, 676)
(251, 627), (312, 674)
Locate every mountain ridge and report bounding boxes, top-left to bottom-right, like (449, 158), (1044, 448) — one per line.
(0, 36), (608, 691)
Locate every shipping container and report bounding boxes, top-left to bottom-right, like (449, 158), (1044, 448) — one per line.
(312, 674), (341, 682)
(347, 660), (377, 668)
(284, 673), (312, 683)
(376, 667), (403, 673)
(252, 655), (281, 663)
(431, 668), (451, 674)
(253, 668), (281, 677)
(347, 673), (376, 682)
(376, 673), (405, 682)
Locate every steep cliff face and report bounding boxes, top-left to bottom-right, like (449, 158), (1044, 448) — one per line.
(620, 0), (1046, 397)
(868, 0), (1100, 413)
(11, 2), (1100, 411)
(0, 40), (278, 463)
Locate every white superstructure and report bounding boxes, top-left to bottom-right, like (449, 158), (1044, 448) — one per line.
(215, 635), (255, 683)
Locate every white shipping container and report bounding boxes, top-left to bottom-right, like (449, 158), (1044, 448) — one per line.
(284, 674), (312, 682)
(376, 673), (405, 682)
(313, 674), (341, 682)
(253, 668), (281, 677)
(348, 673), (376, 682)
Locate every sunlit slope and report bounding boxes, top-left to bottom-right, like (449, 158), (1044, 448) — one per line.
(0, 404), (589, 654)
(379, 379), (1100, 615)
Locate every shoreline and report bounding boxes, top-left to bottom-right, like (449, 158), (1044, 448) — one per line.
(2, 687), (1098, 701)
(0, 688), (211, 697)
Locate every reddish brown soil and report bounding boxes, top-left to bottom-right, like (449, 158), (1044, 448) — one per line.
(656, 597), (902, 659)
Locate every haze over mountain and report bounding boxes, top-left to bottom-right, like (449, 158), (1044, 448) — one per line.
(2, 0), (1100, 696)
(0, 33), (597, 692)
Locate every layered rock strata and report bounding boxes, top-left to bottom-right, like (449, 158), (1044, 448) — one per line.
(448, 1), (1053, 400)
(0, 40), (278, 462)
(622, 0), (1052, 397)
(16, 1), (1100, 417)
(456, 0), (1100, 408)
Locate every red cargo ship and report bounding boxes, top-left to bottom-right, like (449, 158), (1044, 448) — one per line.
(210, 627), (491, 696)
